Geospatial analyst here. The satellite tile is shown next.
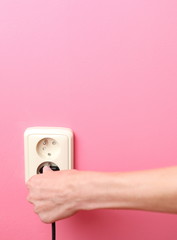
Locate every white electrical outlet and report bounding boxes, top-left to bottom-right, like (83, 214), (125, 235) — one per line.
(24, 127), (74, 182)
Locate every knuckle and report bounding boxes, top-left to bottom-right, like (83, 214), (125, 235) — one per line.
(26, 195), (33, 203)
(34, 206), (39, 214)
(26, 175), (39, 188)
(26, 180), (31, 189)
(39, 213), (51, 224)
(26, 178), (34, 189)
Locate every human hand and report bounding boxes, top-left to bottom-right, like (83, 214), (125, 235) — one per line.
(26, 167), (82, 223)
(26, 168), (119, 223)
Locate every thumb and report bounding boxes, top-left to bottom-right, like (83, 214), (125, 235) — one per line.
(43, 165), (52, 173)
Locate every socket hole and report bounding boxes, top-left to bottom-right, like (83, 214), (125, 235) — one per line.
(37, 162), (60, 174)
(36, 138), (60, 159)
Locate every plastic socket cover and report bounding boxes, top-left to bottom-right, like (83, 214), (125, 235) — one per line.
(24, 127), (74, 182)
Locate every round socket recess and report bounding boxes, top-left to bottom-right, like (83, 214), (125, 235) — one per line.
(36, 138), (60, 159)
(37, 162), (60, 174)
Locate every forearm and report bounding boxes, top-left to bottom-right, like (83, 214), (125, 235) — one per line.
(79, 167), (177, 214)
(27, 166), (177, 223)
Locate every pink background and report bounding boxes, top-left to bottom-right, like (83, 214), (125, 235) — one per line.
(0, 0), (177, 239)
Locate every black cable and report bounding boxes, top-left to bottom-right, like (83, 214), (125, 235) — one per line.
(50, 165), (59, 240)
(39, 164), (59, 240)
(52, 222), (56, 240)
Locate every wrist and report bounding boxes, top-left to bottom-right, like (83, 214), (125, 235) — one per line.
(75, 171), (128, 211)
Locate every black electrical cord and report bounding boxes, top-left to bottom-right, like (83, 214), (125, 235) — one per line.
(51, 165), (59, 240)
(40, 164), (59, 240)
(52, 222), (56, 240)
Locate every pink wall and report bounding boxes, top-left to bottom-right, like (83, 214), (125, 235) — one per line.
(0, 0), (177, 239)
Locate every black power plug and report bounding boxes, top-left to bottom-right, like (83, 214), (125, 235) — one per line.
(39, 165), (60, 174)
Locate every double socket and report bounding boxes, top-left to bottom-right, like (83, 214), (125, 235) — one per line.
(24, 127), (74, 182)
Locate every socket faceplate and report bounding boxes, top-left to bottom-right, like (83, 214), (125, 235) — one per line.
(24, 127), (74, 182)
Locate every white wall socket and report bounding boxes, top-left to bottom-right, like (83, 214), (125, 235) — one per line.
(24, 127), (74, 182)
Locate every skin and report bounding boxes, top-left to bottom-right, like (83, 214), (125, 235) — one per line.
(26, 166), (177, 223)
